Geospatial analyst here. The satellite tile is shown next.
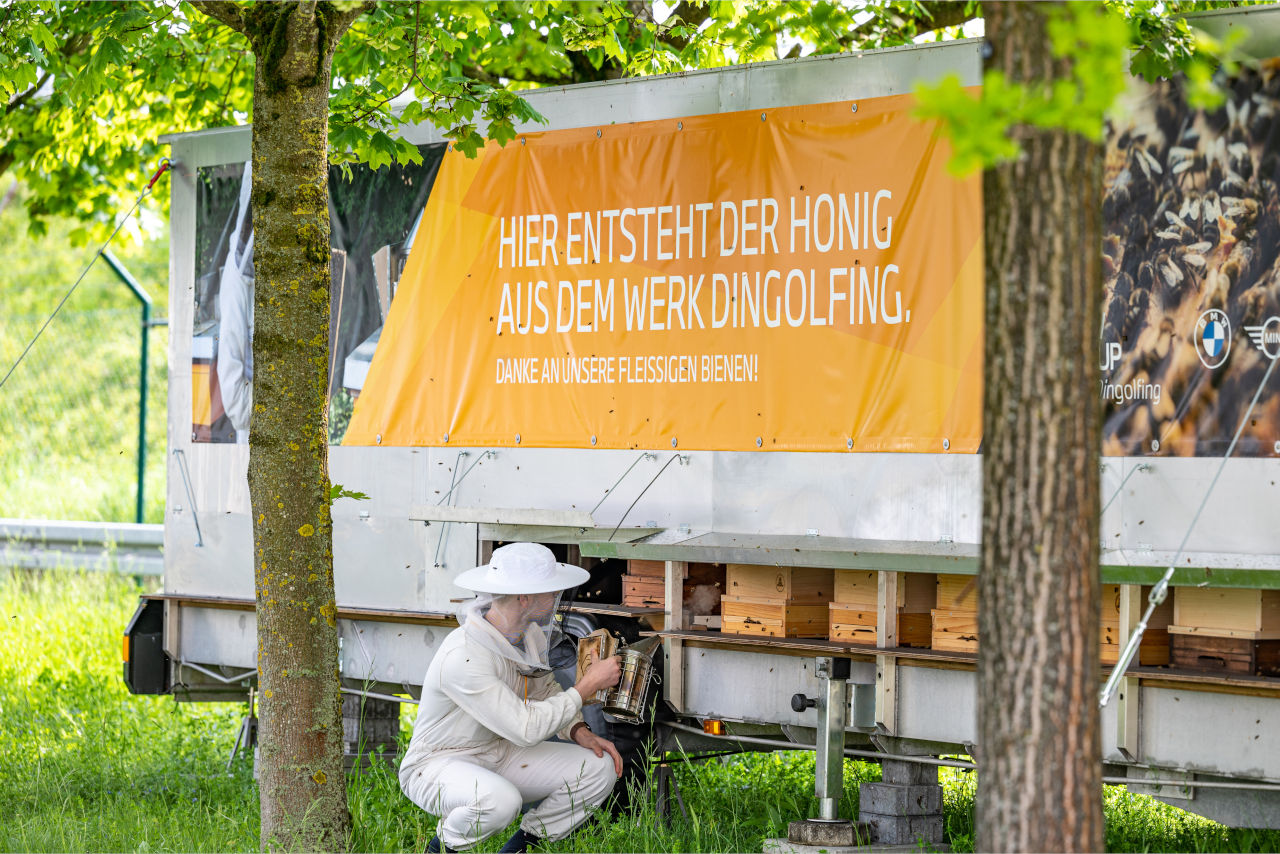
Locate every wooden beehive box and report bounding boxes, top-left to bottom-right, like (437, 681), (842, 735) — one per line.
(834, 571), (935, 608)
(933, 574), (979, 653)
(1100, 584), (1173, 667)
(621, 560), (725, 610)
(721, 595), (829, 638)
(936, 574), (978, 611)
(829, 605), (931, 647)
(621, 559), (665, 606)
(622, 577), (665, 607)
(1170, 633), (1280, 677)
(1172, 587), (1280, 636)
(834, 571), (879, 607)
(726, 564), (833, 602)
(626, 559), (665, 578)
(931, 609), (978, 653)
(830, 571), (934, 647)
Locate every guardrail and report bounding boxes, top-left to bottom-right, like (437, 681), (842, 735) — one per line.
(0, 519), (163, 576)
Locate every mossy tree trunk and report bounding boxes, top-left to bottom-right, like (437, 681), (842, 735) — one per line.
(977, 3), (1104, 851)
(190, 2), (368, 850)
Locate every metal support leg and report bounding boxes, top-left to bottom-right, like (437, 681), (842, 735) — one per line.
(653, 762), (688, 826)
(787, 657), (863, 848)
(815, 656), (851, 821)
(226, 686), (257, 772)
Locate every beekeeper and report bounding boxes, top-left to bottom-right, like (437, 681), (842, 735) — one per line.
(215, 160), (254, 444)
(400, 542), (623, 853)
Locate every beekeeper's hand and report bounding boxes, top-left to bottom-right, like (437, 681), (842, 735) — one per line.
(575, 649), (621, 697)
(572, 723), (624, 777)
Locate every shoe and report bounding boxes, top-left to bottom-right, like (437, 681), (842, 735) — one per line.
(497, 828), (542, 853)
(425, 835), (456, 853)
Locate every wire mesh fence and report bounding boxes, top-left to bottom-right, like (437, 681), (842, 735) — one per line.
(0, 305), (167, 523)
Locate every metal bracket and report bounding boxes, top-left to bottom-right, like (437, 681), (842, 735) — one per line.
(1115, 584), (1142, 761)
(663, 560), (689, 713)
(876, 654), (898, 735)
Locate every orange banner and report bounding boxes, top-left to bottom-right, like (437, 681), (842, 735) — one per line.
(345, 96), (983, 452)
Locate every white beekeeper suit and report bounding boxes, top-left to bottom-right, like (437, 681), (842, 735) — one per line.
(216, 160), (254, 444)
(400, 543), (621, 853)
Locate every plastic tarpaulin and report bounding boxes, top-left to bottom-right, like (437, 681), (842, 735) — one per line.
(345, 95), (984, 452)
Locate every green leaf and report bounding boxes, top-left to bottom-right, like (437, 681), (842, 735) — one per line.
(488, 117), (517, 148)
(394, 136), (423, 165)
(603, 27), (625, 63)
(329, 123), (366, 155)
(98, 36), (128, 69)
(446, 124), (484, 158)
(31, 21), (59, 54)
(329, 484), (371, 504)
(363, 129), (399, 170)
(19, 36), (46, 67)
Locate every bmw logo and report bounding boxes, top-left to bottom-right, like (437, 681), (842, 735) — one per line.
(1195, 308), (1231, 369)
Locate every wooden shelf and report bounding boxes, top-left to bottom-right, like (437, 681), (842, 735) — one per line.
(647, 629), (1280, 694)
(569, 602), (664, 617)
(648, 628), (976, 662)
(144, 593), (458, 626)
(1132, 665), (1280, 694)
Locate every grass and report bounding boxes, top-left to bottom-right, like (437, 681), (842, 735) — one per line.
(3, 566), (1279, 853)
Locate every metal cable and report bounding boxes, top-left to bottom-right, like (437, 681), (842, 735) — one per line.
(607, 453), (682, 542)
(590, 452), (653, 516)
(434, 449), (494, 505)
(1099, 461), (1150, 515)
(341, 686), (418, 705)
(665, 722), (1280, 792)
(172, 449), (204, 547)
(0, 161), (169, 394)
(1101, 354), (1279, 706)
(663, 721), (976, 769)
(433, 451), (467, 568)
(178, 660), (256, 685)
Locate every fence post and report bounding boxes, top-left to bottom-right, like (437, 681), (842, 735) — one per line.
(101, 251), (153, 524)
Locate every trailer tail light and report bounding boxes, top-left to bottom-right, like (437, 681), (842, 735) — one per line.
(123, 598), (170, 695)
(703, 719), (725, 736)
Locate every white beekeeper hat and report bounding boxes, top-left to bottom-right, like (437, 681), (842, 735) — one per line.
(453, 542), (589, 595)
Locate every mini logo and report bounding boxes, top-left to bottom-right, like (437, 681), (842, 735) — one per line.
(1195, 308), (1231, 369)
(1244, 315), (1280, 361)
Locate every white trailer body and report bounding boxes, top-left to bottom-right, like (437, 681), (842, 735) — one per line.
(149, 8), (1280, 828)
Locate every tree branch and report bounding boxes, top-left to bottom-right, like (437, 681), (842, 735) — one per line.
(5, 70), (51, 115)
(655, 1), (711, 52)
(0, 3), (18, 38)
(462, 63), (590, 87)
(325, 0), (376, 50)
(217, 50), (245, 117)
(838, 1), (979, 50)
(123, 2), (177, 33)
(189, 0), (248, 35)
(626, 0), (657, 27)
(0, 178), (17, 217)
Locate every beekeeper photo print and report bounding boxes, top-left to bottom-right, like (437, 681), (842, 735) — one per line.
(190, 146), (444, 444)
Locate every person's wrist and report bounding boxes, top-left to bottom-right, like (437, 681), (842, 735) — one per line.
(570, 721), (591, 740)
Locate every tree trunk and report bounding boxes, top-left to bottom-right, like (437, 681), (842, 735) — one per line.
(244, 4), (350, 850)
(977, 3), (1103, 852)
